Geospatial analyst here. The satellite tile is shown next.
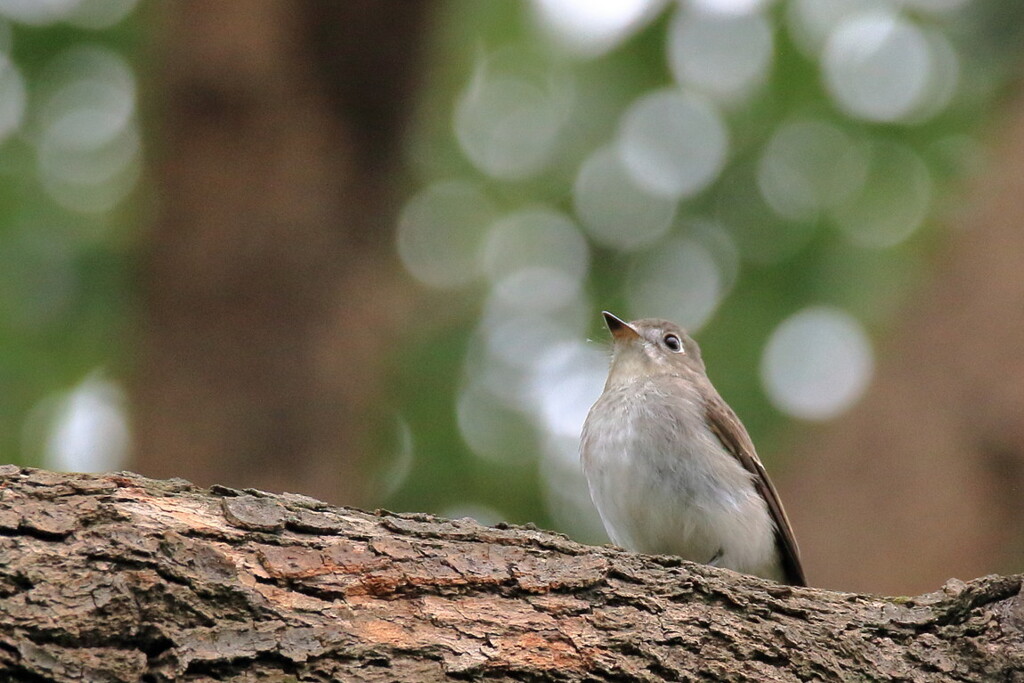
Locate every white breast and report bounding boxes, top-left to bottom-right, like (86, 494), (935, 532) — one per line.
(580, 379), (782, 581)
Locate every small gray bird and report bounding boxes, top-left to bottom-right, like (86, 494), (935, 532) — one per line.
(580, 311), (805, 586)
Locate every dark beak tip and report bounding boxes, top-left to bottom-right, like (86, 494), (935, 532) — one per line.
(602, 311), (639, 340)
(602, 311), (625, 330)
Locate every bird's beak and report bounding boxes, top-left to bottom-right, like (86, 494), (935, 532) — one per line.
(603, 311), (641, 341)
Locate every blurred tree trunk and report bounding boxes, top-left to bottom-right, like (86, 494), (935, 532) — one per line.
(782, 96), (1024, 596)
(132, 0), (431, 504)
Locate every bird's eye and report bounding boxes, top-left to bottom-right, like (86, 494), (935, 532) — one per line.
(663, 334), (683, 353)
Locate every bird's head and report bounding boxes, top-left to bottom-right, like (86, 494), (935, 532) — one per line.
(601, 311), (706, 389)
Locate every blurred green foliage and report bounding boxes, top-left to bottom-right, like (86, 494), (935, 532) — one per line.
(389, 0), (1024, 535)
(0, 13), (140, 465)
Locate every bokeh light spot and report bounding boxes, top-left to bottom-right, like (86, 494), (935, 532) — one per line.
(529, 340), (607, 439)
(823, 12), (953, 123)
(455, 56), (571, 180)
(375, 418), (414, 500)
(0, 53), (26, 144)
(761, 307), (873, 420)
(626, 238), (723, 333)
(902, 0), (970, 13)
(912, 28), (960, 122)
(786, 0), (888, 57)
(397, 180), (496, 289)
(832, 142), (933, 248)
(67, 0), (138, 29)
(41, 373), (131, 473)
(667, 8), (773, 101)
(482, 207), (589, 313)
(530, 0), (663, 56)
(0, 0), (79, 25)
(464, 295), (588, 408)
(618, 89), (729, 199)
(757, 118), (868, 221)
(691, 0), (771, 15)
(481, 305), (583, 372)
(573, 145), (676, 250)
(35, 45), (140, 214)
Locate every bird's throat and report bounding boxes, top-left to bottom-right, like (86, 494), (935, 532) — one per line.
(606, 345), (659, 390)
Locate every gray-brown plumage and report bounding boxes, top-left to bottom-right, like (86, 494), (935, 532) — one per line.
(580, 312), (805, 586)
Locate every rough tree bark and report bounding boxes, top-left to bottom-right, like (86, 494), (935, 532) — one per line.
(0, 467), (1020, 682)
(132, 0), (430, 505)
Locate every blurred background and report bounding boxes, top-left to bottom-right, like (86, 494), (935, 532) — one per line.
(2, 0), (1024, 596)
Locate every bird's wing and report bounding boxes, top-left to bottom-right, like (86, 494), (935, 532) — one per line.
(704, 391), (807, 586)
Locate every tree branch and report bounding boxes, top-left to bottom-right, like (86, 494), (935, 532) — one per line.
(0, 467), (1019, 681)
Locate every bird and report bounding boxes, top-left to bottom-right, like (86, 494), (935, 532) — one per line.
(580, 311), (805, 586)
